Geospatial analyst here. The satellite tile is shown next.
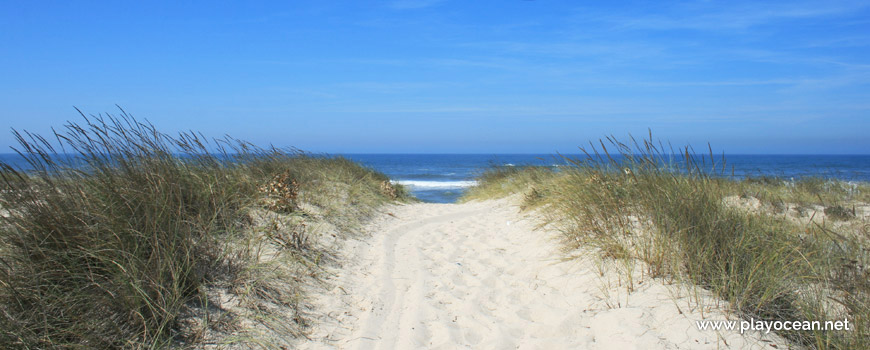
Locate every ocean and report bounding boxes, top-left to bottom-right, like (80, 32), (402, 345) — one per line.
(2, 153), (869, 204)
(345, 154), (870, 203)
(344, 154), (563, 203)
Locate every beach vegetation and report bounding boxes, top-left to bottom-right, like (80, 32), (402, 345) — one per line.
(0, 111), (410, 349)
(463, 165), (558, 209)
(465, 135), (869, 349)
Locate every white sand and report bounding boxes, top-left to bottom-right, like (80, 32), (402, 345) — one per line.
(297, 198), (788, 349)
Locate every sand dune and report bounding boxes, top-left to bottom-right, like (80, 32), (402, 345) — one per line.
(298, 198), (787, 349)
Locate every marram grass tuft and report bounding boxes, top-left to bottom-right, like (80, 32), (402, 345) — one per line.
(0, 110), (409, 349)
(465, 134), (869, 349)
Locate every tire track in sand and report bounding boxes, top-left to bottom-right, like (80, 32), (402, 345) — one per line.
(299, 199), (789, 350)
(357, 205), (490, 349)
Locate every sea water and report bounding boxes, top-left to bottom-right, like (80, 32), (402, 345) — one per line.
(345, 154), (870, 203)
(344, 154), (564, 203)
(2, 153), (869, 204)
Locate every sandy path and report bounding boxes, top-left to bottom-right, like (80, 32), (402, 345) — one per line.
(299, 199), (785, 349)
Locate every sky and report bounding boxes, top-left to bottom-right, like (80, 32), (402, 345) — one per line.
(1, 0), (869, 154)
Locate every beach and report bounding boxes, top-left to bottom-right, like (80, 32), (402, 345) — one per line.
(5, 1), (870, 347)
(297, 197), (788, 349)
(2, 119), (866, 348)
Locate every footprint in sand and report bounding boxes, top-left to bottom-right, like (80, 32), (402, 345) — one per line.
(297, 199), (789, 350)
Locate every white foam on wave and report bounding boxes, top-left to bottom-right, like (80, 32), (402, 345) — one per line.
(392, 180), (478, 189)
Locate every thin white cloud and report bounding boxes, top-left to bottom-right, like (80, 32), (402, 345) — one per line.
(333, 81), (448, 93)
(800, 35), (870, 49)
(388, 0), (445, 10)
(575, 1), (869, 32)
(457, 40), (666, 60)
(618, 78), (821, 87)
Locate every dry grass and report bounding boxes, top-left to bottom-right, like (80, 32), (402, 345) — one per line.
(464, 135), (869, 349)
(461, 165), (558, 209)
(0, 111), (410, 349)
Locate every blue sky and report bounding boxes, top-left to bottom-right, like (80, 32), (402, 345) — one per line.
(1, 0), (869, 154)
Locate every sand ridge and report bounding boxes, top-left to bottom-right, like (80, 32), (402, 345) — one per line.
(298, 198), (787, 349)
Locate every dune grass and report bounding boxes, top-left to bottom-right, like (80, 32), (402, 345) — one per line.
(0, 111), (409, 349)
(464, 136), (868, 349)
(462, 165), (559, 209)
